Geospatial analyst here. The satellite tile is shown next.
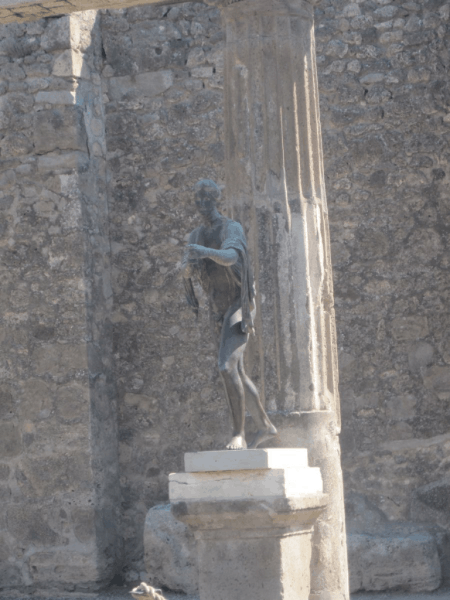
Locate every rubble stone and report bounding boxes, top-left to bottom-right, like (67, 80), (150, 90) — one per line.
(346, 492), (443, 593)
(144, 504), (198, 594)
(348, 532), (441, 593)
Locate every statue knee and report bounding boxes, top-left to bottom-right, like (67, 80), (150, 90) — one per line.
(218, 360), (234, 377)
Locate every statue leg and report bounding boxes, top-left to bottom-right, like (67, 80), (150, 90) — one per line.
(218, 303), (248, 450)
(237, 356), (278, 449)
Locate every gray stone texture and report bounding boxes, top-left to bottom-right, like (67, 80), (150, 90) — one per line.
(0, 0), (450, 594)
(315, 0), (450, 557)
(103, 0), (450, 590)
(348, 533), (441, 593)
(144, 504), (198, 594)
(345, 492), (445, 593)
(0, 1), (181, 24)
(101, 2), (228, 583)
(0, 10), (120, 592)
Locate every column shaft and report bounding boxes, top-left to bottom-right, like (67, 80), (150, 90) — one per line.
(220, 0), (349, 598)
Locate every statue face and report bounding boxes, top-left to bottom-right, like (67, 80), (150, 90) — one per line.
(195, 189), (217, 219)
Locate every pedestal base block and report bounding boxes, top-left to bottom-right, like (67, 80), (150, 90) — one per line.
(197, 527), (311, 600)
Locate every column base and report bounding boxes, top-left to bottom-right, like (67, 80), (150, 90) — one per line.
(197, 524), (311, 600)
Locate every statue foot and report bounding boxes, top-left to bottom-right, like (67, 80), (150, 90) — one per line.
(248, 425), (278, 449)
(226, 435), (247, 450)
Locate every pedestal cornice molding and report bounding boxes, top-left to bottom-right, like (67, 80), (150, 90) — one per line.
(172, 494), (328, 532)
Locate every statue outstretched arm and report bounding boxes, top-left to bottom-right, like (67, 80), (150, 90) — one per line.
(187, 244), (238, 267)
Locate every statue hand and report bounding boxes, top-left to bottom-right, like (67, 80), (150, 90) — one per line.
(187, 244), (211, 260)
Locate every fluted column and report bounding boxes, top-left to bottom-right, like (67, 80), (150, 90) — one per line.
(210, 0), (349, 598)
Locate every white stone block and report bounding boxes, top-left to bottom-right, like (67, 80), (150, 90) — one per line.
(35, 91), (77, 105)
(184, 448), (308, 473)
(169, 467), (323, 502)
(108, 70), (173, 101)
(52, 50), (91, 80)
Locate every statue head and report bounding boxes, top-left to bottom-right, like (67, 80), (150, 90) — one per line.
(194, 179), (221, 220)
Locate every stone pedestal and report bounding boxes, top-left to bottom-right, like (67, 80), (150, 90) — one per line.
(170, 449), (327, 600)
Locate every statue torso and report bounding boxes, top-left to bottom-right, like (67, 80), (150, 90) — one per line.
(196, 219), (241, 317)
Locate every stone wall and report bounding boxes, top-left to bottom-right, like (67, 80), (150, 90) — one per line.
(1, 0), (450, 592)
(100, 3), (227, 581)
(0, 11), (120, 591)
(316, 0), (450, 527)
(0, 0), (172, 25)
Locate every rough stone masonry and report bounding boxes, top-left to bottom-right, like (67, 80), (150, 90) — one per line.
(0, 0), (449, 595)
(0, 10), (121, 590)
(0, 1), (170, 24)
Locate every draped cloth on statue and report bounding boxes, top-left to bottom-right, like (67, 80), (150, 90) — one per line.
(184, 217), (255, 334)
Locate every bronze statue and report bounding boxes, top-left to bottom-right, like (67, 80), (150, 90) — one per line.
(182, 180), (277, 450)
